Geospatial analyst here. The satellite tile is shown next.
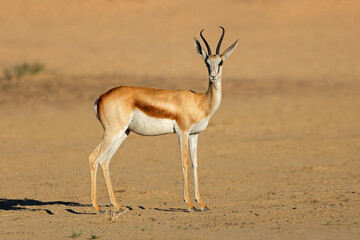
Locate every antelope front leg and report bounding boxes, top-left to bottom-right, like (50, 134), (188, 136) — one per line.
(178, 131), (196, 211)
(189, 134), (208, 210)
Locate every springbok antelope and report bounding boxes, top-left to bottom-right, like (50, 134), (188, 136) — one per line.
(89, 26), (238, 213)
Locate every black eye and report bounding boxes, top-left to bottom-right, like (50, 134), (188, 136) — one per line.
(219, 60), (223, 66)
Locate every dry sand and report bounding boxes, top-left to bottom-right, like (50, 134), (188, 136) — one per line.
(0, 0), (359, 239)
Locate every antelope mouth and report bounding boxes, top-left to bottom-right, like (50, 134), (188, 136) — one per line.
(209, 76), (218, 82)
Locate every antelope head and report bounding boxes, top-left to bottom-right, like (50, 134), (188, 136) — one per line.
(194, 26), (238, 82)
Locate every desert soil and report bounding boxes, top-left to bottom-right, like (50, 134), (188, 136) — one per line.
(0, 0), (359, 239)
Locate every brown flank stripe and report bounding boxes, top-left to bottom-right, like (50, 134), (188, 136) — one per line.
(134, 101), (177, 120)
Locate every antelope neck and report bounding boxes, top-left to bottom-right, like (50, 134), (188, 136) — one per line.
(203, 77), (222, 116)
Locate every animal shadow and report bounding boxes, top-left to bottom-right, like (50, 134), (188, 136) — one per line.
(154, 207), (190, 212)
(0, 198), (88, 215)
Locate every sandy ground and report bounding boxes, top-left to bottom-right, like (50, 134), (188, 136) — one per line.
(0, 0), (360, 239)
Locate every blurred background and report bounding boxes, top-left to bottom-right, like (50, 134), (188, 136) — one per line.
(0, 0), (359, 100)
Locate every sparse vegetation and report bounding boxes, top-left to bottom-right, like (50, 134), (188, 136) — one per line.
(90, 233), (100, 239)
(338, 214), (345, 223)
(1, 62), (45, 81)
(71, 229), (83, 239)
(277, 223), (281, 231)
(13, 62), (45, 77)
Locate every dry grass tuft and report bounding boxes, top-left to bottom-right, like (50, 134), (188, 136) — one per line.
(106, 208), (128, 222)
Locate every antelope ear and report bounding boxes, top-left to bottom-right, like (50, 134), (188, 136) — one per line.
(194, 37), (207, 61)
(221, 39), (238, 61)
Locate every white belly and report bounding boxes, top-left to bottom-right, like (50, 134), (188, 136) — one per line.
(129, 109), (176, 136)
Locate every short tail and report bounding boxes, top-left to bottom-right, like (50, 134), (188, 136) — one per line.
(94, 97), (100, 121)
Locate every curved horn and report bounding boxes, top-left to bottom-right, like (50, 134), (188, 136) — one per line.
(200, 29), (212, 55)
(216, 26), (225, 55)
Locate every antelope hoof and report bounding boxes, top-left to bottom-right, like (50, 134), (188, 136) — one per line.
(114, 206), (122, 212)
(115, 208), (126, 214)
(201, 207), (210, 211)
(188, 207), (198, 212)
(96, 210), (105, 215)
